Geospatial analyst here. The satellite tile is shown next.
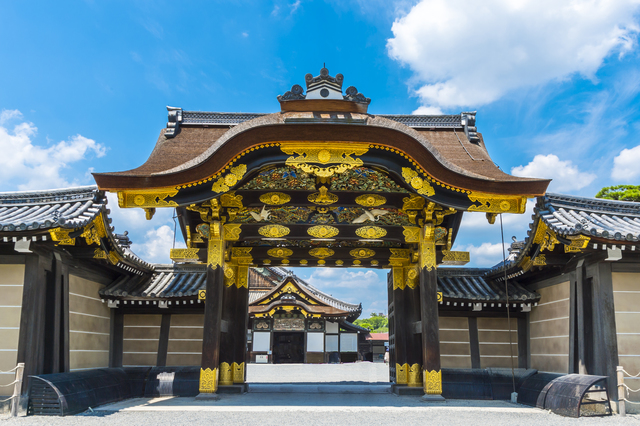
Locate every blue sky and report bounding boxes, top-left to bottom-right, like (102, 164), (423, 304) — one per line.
(2, 1), (640, 315)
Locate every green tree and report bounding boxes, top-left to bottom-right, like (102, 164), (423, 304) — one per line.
(596, 185), (640, 202)
(354, 313), (388, 333)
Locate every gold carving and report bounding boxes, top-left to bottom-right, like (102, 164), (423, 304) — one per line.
(405, 266), (419, 289)
(211, 164), (247, 193)
(281, 142), (369, 177)
(258, 224), (290, 238)
(402, 168), (435, 196)
(49, 227), (75, 246)
(355, 194), (386, 207)
(532, 221), (548, 244)
(118, 188), (179, 208)
(388, 249), (411, 267)
(170, 248), (200, 261)
(350, 248), (375, 259)
(107, 251), (119, 265)
(232, 362), (245, 384)
(437, 292), (443, 302)
(93, 248), (107, 259)
(308, 225), (339, 239)
(402, 194), (426, 211)
(223, 224), (242, 241)
(393, 267), (405, 290)
(565, 234), (590, 252)
(224, 265), (236, 288)
(198, 290), (206, 300)
(300, 259), (308, 265)
(220, 191), (244, 208)
(396, 363), (408, 385)
(207, 222), (224, 268)
(199, 368), (217, 393)
(424, 370), (442, 395)
(307, 186), (338, 205)
(408, 364), (422, 387)
(336, 260), (344, 266)
(441, 250), (470, 265)
(467, 192), (527, 214)
(260, 192), (291, 205)
(420, 224), (436, 271)
(267, 248), (293, 258)
(403, 226), (420, 243)
(219, 362), (233, 386)
(237, 265), (249, 289)
(486, 213), (497, 225)
(371, 260), (379, 266)
(533, 254), (546, 266)
(309, 247), (334, 259)
(355, 226), (387, 239)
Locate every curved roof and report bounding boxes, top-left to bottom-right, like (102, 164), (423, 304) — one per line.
(438, 268), (539, 303)
(0, 185), (105, 231)
(93, 110), (549, 196)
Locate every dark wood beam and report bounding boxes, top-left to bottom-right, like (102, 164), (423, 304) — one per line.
(468, 317), (480, 369)
(109, 310), (124, 368)
(156, 314), (171, 367)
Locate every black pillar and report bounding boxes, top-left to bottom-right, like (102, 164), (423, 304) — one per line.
(199, 265), (225, 394)
(232, 279), (249, 384)
(404, 282), (422, 387)
(156, 314), (171, 367)
(392, 267), (408, 385)
(218, 281), (236, 386)
(420, 266), (441, 395)
(110, 310), (124, 368)
(468, 317), (481, 369)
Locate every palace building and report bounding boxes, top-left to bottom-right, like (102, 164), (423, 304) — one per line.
(0, 68), (635, 416)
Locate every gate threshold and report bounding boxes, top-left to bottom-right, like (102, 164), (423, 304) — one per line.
(248, 383), (391, 394)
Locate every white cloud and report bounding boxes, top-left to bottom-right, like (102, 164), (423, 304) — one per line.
(130, 225), (186, 264)
(612, 144), (640, 181)
(387, 0), (640, 110)
(512, 154), (596, 192)
(460, 242), (506, 267)
(0, 110), (106, 190)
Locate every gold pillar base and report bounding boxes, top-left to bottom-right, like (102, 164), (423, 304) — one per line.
(407, 363), (422, 387)
(396, 363), (408, 385)
(199, 367), (218, 393)
(219, 362), (233, 386)
(232, 362), (245, 384)
(423, 369), (442, 395)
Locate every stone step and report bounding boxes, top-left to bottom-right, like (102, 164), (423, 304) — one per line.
(247, 384), (392, 394)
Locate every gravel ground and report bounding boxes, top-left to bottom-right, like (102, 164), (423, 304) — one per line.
(2, 364), (639, 425)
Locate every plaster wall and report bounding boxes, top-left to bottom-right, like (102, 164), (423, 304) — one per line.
(529, 281), (570, 373)
(0, 264), (24, 396)
(167, 314), (204, 366)
(613, 272), (640, 407)
(478, 317), (518, 368)
(122, 314), (161, 366)
(439, 317), (471, 368)
(68, 274), (110, 371)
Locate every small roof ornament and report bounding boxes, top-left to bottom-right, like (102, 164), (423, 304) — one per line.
(277, 67), (371, 113)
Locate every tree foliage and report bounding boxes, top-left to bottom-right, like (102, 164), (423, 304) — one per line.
(354, 313), (388, 333)
(596, 185), (640, 202)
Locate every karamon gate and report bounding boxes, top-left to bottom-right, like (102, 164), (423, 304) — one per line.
(93, 69), (550, 397)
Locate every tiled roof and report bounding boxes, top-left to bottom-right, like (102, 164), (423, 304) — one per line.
(178, 110), (465, 129)
(438, 268), (539, 303)
(101, 264), (204, 298)
(539, 193), (640, 242)
(0, 186), (106, 231)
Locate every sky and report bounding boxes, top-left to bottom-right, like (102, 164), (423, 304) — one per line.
(1, 0), (640, 316)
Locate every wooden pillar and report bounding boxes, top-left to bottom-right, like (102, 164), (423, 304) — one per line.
(392, 267), (408, 385)
(219, 279), (236, 386)
(232, 264), (250, 384)
(403, 268), (422, 387)
(517, 315), (529, 369)
(419, 224), (442, 396)
(109, 310), (124, 368)
(387, 272), (395, 382)
(198, 222), (225, 396)
(61, 262), (70, 373)
(156, 314), (171, 367)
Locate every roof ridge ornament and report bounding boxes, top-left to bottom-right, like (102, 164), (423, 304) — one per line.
(277, 68), (371, 112)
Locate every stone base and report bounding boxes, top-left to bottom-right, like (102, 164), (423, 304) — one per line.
(218, 384), (248, 394)
(421, 394), (446, 402)
(195, 392), (220, 401)
(392, 384), (424, 396)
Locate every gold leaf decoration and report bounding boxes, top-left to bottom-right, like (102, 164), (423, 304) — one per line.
(408, 364), (422, 387)
(220, 191), (244, 208)
(118, 188), (179, 208)
(467, 191), (526, 214)
(199, 368), (217, 393)
(232, 362), (245, 384)
(309, 247), (334, 259)
(355, 194), (386, 207)
(281, 142), (369, 178)
(211, 164), (247, 193)
(259, 192), (291, 205)
(258, 224), (290, 238)
(307, 225), (339, 239)
(402, 194), (425, 210)
(93, 248), (107, 259)
(49, 227), (75, 246)
(349, 248), (375, 259)
(267, 247), (294, 258)
(403, 226), (420, 243)
(441, 250), (470, 265)
(401, 168), (435, 196)
(219, 362), (233, 386)
(424, 370), (442, 395)
(355, 226), (387, 239)
(396, 363), (408, 385)
(223, 223), (242, 241)
(170, 248), (200, 261)
(307, 186), (338, 205)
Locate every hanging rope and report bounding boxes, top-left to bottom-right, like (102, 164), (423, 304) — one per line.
(172, 210), (178, 250)
(0, 366), (19, 374)
(620, 368), (640, 378)
(500, 214), (517, 394)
